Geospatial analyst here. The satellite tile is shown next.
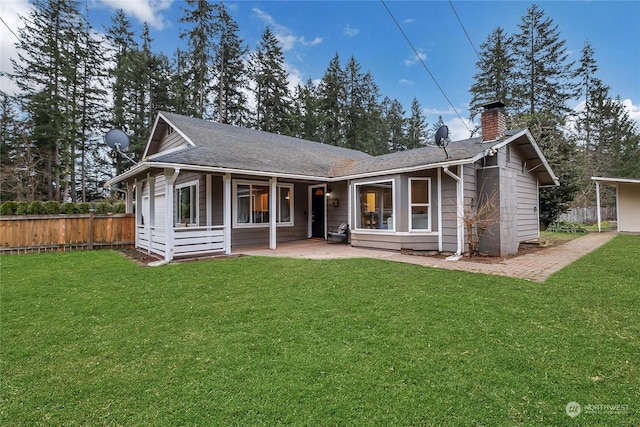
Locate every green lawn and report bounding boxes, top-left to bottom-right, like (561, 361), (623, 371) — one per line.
(1, 235), (638, 426)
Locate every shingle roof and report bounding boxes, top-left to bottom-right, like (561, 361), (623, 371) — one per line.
(148, 112), (543, 181)
(150, 112), (371, 177)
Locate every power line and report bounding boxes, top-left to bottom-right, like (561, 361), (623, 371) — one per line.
(448, 0), (481, 62)
(0, 16), (19, 41)
(380, 0), (471, 133)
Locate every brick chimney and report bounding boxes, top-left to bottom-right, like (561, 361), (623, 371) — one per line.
(481, 101), (507, 142)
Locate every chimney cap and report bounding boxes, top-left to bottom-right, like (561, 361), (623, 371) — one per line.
(482, 100), (506, 110)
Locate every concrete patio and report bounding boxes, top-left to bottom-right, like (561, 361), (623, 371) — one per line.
(237, 232), (617, 282)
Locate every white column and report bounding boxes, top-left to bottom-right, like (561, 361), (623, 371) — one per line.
(125, 182), (134, 213)
(164, 168), (180, 262)
(148, 174), (155, 254)
(269, 177), (277, 250)
(595, 181), (602, 232)
(223, 173), (232, 255)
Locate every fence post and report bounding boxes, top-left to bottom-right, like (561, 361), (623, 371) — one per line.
(88, 209), (94, 250)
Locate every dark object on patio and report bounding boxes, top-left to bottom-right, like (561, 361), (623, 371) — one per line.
(327, 223), (349, 243)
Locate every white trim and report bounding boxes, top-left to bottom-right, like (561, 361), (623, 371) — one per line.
(353, 230), (439, 237)
(592, 176), (640, 185)
(233, 179), (295, 228)
(408, 177), (432, 232)
(353, 178), (396, 233)
(164, 168), (180, 262)
(174, 179), (199, 227)
(308, 184), (327, 238)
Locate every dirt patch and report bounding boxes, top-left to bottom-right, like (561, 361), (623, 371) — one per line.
(118, 248), (162, 266)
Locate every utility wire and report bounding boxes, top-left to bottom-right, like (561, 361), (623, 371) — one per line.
(448, 0), (481, 62)
(0, 16), (19, 40)
(380, 0), (471, 133)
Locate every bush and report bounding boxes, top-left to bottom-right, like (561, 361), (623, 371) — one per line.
(27, 201), (46, 215)
(547, 221), (587, 233)
(113, 203), (126, 213)
(44, 201), (60, 215)
(76, 202), (92, 214)
(16, 201), (29, 215)
(95, 202), (112, 214)
(60, 202), (76, 214)
(0, 201), (17, 215)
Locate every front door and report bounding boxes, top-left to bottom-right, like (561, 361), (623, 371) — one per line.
(311, 187), (326, 238)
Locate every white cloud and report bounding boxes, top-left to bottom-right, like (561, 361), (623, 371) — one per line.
(403, 51), (426, 66)
(423, 105), (477, 141)
(0, 0), (31, 95)
(398, 79), (414, 85)
(98, 0), (174, 30)
(621, 98), (640, 129)
(402, 18), (415, 24)
(252, 7), (323, 52)
(343, 25), (359, 37)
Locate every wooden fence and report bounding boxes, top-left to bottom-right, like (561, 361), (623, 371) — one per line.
(557, 207), (616, 224)
(0, 212), (135, 254)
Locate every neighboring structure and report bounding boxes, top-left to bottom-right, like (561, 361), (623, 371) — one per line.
(592, 177), (640, 232)
(106, 102), (558, 262)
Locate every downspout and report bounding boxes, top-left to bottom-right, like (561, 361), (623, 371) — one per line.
(443, 166), (464, 260)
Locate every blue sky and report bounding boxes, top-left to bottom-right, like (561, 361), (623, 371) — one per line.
(2, 0), (639, 140)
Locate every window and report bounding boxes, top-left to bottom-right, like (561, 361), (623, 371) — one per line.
(355, 180), (394, 230)
(234, 181), (293, 227)
(409, 178), (430, 231)
(175, 180), (198, 226)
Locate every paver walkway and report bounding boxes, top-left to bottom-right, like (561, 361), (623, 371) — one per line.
(239, 232), (617, 282)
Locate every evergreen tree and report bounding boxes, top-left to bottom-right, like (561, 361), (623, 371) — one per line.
(211, 3), (249, 125)
(317, 53), (346, 146)
(512, 4), (577, 119)
(179, 0), (217, 119)
(290, 79), (321, 141)
(469, 27), (514, 122)
(406, 97), (428, 149)
(250, 27), (291, 133)
(382, 97), (407, 152)
(11, 0), (89, 201)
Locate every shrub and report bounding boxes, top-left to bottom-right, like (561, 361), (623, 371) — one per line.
(76, 202), (92, 214)
(0, 201), (18, 215)
(44, 201), (60, 215)
(61, 202), (76, 215)
(95, 202), (112, 214)
(547, 221), (587, 233)
(16, 201), (29, 215)
(27, 201), (46, 215)
(113, 203), (126, 213)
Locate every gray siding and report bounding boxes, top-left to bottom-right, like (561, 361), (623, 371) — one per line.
(327, 181), (349, 232)
(441, 169), (459, 253)
(158, 129), (188, 153)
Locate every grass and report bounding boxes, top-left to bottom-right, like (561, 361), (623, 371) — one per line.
(539, 230), (587, 246)
(1, 235), (638, 426)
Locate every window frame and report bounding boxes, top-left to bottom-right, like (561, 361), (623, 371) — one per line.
(408, 177), (431, 232)
(232, 180), (294, 228)
(354, 179), (396, 232)
(175, 179), (199, 227)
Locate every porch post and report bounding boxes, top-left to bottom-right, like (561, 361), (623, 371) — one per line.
(223, 173), (232, 255)
(595, 180), (602, 232)
(269, 177), (277, 250)
(164, 168), (180, 262)
(437, 168), (443, 252)
(134, 179), (142, 248)
(125, 182), (134, 213)
(148, 174), (155, 254)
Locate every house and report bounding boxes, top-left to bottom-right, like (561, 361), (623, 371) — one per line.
(106, 102), (559, 262)
(592, 177), (640, 232)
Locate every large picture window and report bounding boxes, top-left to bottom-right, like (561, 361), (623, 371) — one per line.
(234, 181), (293, 227)
(175, 180), (199, 226)
(355, 180), (394, 230)
(409, 178), (431, 231)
